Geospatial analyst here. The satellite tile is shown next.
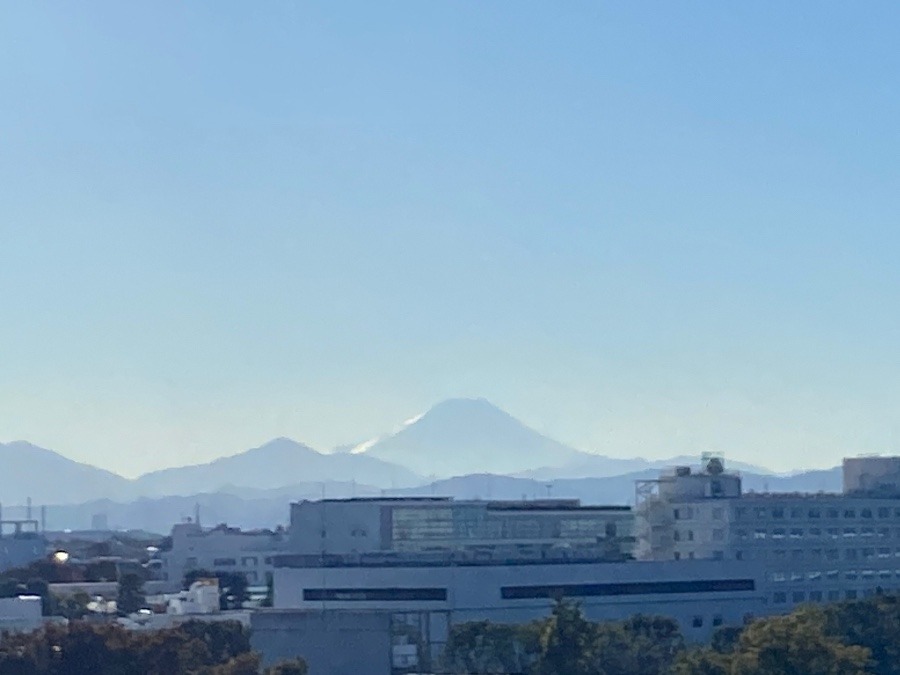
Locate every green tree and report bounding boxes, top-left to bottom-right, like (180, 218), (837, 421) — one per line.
(532, 600), (598, 675)
(117, 572), (146, 615)
(731, 608), (871, 675)
(441, 620), (537, 674)
(265, 658), (309, 675)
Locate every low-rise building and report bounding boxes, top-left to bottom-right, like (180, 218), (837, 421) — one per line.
(159, 521), (286, 585)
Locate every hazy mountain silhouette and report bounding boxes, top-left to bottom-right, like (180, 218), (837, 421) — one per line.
(12, 467), (842, 533)
(0, 441), (130, 505)
(357, 398), (587, 476)
(131, 437), (422, 497)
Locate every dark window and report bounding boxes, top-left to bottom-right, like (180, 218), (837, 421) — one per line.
(303, 587), (447, 602)
(712, 615), (724, 626)
(213, 558), (237, 566)
(500, 578), (755, 600)
(692, 616), (703, 628)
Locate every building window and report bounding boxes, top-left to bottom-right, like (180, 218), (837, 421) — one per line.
(772, 508), (785, 519)
(673, 552), (681, 560)
(827, 590), (840, 602)
(844, 528), (857, 538)
(673, 509), (681, 520)
(712, 614), (724, 627)
(790, 528), (803, 539)
(713, 529), (725, 541)
(863, 548), (875, 559)
(241, 557), (258, 567)
(754, 529), (767, 540)
(692, 616), (703, 628)
(808, 508), (821, 519)
(735, 550), (744, 560)
(790, 508), (803, 518)
(304, 587), (448, 602)
(827, 509), (839, 519)
(791, 550), (803, 560)
(827, 528), (840, 539)
(861, 508), (873, 519)
(500, 579), (756, 600)
(773, 528), (786, 539)
(792, 591), (805, 603)
(687, 530), (694, 541)
(844, 509), (856, 519)
(213, 558), (237, 567)
(712, 508), (724, 520)
(846, 590), (858, 600)
(878, 548), (891, 558)
(774, 550), (786, 560)
(754, 507), (767, 518)
(674, 531), (681, 542)
(826, 549), (839, 560)
(861, 527), (875, 538)
(809, 591), (823, 602)
(845, 549), (858, 560)
(878, 507), (890, 519)
(809, 527), (822, 537)
(773, 592), (787, 604)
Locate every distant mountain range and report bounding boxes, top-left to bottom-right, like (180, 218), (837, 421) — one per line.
(0, 467), (844, 534)
(2, 397), (844, 526)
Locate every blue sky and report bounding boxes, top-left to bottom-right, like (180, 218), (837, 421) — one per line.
(2, 2), (900, 476)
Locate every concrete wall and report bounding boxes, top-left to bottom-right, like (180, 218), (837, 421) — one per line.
(288, 500), (389, 554)
(273, 559), (765, 642)
(251, 610), (392, 675)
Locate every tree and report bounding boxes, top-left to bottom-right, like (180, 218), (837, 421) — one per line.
(730, 609), (871, 675)
(117, 572), (146, 615)
(265, 659), (309, 675)
(532, 600), (599, 675)
(441, 620), (536, 674)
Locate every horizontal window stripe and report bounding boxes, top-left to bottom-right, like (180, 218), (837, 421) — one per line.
(501, 578), (755, 600)
(303, 587), (447, 602)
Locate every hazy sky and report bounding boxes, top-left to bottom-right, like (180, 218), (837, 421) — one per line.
(3, 2), (900, 477)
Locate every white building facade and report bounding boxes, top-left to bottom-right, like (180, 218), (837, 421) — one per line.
(636, 455), (900, 610)
(159, 522), (286, 585)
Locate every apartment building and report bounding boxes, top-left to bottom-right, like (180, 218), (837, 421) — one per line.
(636, 455), (900, 609)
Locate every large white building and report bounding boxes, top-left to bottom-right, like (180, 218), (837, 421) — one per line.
(636, 455), (900, 609)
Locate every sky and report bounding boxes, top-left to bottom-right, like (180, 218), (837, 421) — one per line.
(2, 2), (900, 477)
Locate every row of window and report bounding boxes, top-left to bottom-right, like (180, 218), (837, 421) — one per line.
(739, 526), (898, 540)
(763, 547), (900, 561)
(736, 506), (900, 521)
(769, 569), (900, 582)
(301, 579), (757, 603)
